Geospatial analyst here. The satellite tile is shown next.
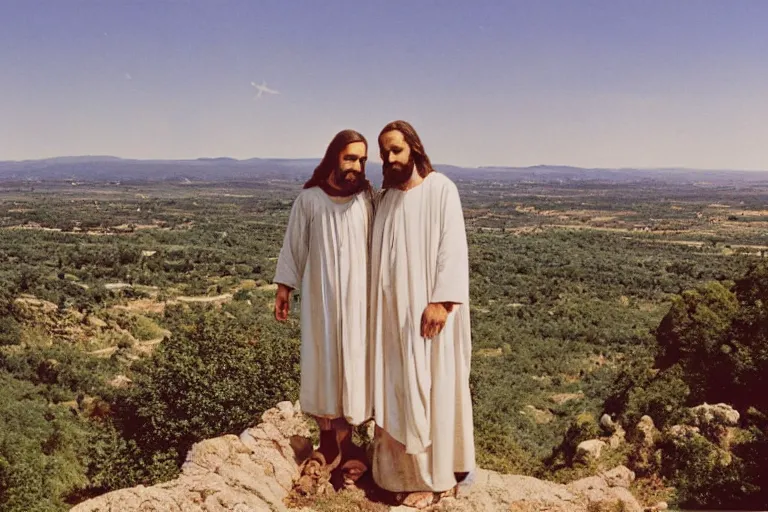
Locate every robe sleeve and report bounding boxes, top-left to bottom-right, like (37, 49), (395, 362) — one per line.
(431, 181), (470, 305)
(273, 192), (311, 290)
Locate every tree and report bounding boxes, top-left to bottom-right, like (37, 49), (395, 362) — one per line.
(113, 307), (300, 460)
(654, 280), (739, 404)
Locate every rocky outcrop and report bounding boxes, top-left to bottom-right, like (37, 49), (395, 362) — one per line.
(70, 402), (645, 512)
(636, 415), (659, 447)
(70, 401), (312, 512)
(576, 439), (607, 462)
(600, 465), (635, 489)
(568, 474), (642, 512)
(689, 403), (739, 427)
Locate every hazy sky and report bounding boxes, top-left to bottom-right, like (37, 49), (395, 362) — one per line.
(1, 0), (767, 169)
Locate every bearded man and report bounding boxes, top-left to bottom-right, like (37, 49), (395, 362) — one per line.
(369, 120), (475, 508)
(274, 129), (373, 480)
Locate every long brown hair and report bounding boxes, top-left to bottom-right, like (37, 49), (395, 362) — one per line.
(378, 120), (435, 189)
(303, 129), (371, 192)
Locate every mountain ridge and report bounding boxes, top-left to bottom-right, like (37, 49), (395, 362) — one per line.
(1, 156), (767, 186)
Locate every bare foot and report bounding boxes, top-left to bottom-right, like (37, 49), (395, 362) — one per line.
(301, 451), (326, 477)
(339, 459), (367, 488)
(400, 491), (436, 509)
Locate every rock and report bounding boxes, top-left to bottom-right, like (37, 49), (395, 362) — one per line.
(87, 315), (107, 328)
(568, 475), (643, 512)
(550, 392), (584, 405)
(688, 403), (740, 446)
(522, 405), (555, 424)
(71, 401), (310, 512)
(636, 415), (658, 447)
(690, 403), (739, 427)
(608, 424), (626, 449)
(276, 400), (295, 420)
(576, 439), (606, 462)
(601, 465), (635, 488)
(434, 470), (585, 511)
(108, 374), (132, 389)
(600, 413), (616, 433)
(70, 400), (645, 512)
(632, 416), (661, 476)
(667, 424), (700, 440)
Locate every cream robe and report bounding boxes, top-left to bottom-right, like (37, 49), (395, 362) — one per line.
(369, 172), (475, 492)
(273, 186), (373, 426)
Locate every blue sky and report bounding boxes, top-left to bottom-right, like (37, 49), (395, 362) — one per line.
(1, 0), (767, 169)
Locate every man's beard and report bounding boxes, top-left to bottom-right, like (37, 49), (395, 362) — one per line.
(382, 157), (415, 188)
(331, 167), (365, 194)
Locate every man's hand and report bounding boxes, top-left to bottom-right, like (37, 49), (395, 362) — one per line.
(274, 284), (293, 321)
(421, 302), (454, 338)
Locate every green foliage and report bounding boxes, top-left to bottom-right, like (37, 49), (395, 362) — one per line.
(660, 430), (760, 509)
(0, 315), (22, 346)
(653, 263), (768, 411)
(655, 280), (740, 402)
(544, 412), (600, 470)
(113, 306), (300, 459)
(0, 295), (22, 347)
(2, 181), (767, 507)
(78, 421), (179, 499)
(609, 262), (768, 508)
(0, 372), (90, 512)
(604, 363), (689, 432)
(128, 314), (166, 341)
(0, 344), (117, 403)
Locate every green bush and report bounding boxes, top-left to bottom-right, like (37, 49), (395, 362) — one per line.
(0, 315), (22, 346)
(660, 430), (759, 509)
(0, 372), (90, 512)
(113, 307), (300, 460)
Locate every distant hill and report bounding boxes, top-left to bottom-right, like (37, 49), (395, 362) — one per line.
(1, 156), (767, 187)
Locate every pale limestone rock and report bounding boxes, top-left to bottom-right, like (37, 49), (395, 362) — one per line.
(637, 415), (658, 447)
(690, 403), (739, 427)
(601, 465), (635, 488)
(276, 400), (295, 419)
(568, 474), (643, 512)
(576, 439), (606, 461)
(609, 423), (626, 449)
(69, 400), (644, 512)
(108, 374), (132, 389)
(600, 413), (616, 433)
(427, 470), (585, 511)
(522, 404), (554, 424)
(667, 424), (700, 440)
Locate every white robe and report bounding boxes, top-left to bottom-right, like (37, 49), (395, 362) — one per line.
(273, 186), (373, 427)
(369, 172), (475, 492)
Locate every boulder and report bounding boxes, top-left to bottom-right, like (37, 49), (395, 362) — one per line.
(636, 415), (658, 447)
(601, 465), (635, 488)
(689, 403), (739, 427)
(600, 413), (616, 434)
(576, 439), (607, 462)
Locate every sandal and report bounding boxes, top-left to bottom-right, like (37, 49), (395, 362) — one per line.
(293, 451), (335, 497)
(339, 458), (368, 488)
(299, 450), (327, 477)
(399, 491), (438, 509)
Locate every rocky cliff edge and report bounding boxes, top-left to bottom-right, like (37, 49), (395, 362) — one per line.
(70, 401), (647, 512)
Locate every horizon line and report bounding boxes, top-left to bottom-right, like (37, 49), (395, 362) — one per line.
(1, 154), (767, 174)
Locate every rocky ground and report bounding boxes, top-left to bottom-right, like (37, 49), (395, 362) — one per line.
(70, 402), (650, 512)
